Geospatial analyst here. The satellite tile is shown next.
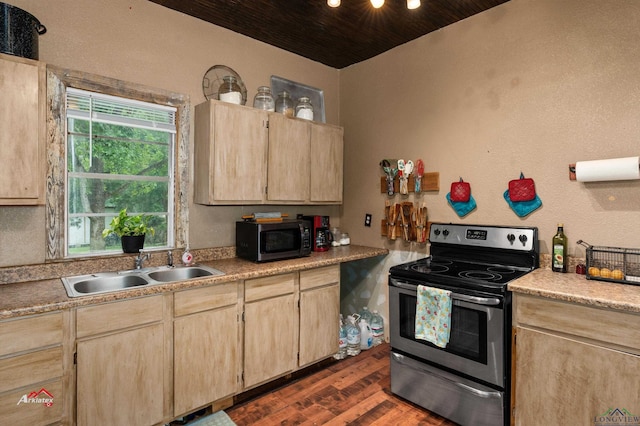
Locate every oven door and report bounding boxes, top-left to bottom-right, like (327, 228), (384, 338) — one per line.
(389, 277), (505, 387)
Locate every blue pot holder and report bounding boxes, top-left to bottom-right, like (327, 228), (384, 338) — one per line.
(503, 190), (542, 217)
(446, 193), (477, 217)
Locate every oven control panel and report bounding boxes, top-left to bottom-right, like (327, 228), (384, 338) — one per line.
(429, 223), (537, 251)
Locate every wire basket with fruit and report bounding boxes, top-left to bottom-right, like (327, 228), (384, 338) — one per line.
(577, 240), (640, 285)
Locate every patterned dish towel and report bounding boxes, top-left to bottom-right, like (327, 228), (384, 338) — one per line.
(415, 285), (453, 348)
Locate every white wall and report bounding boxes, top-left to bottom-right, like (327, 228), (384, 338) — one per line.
(338, 0), (640, 325)
(340, 0), (640, 257)
(0, 0), (341, 266)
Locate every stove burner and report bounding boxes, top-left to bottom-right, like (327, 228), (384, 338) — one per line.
(429, 258), (453, 265)
(487, 266), (517, 274)
(410, 262), (449, 274)
(458, 270), (503, 282)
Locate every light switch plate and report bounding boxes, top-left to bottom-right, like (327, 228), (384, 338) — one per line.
(364, 214), (372, 227)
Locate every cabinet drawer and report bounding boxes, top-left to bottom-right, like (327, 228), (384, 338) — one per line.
(174, 282), (238, 316)
(515, 294), (640, 352)
(76, 295), (164, 338)
(300, 265), (340, 291)
(0, 347), (63, 393)
(245, 273), (295, 302)
(0, 378), (63, 426)
(0, 312), (63, 357)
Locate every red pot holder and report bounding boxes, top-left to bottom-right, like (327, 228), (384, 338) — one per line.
(508, 173), (536, 202)
(450, 178), (471, 202)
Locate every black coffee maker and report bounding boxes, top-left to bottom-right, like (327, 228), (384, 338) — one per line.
(302, 215), (332, 252)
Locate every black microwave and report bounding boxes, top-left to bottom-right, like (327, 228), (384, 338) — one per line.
(236, 219), (312, 262)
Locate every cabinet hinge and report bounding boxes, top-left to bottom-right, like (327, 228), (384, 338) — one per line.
(241, 311), (245, 322)
(74, 352), (77, 365)
(265, 119), (269, 129)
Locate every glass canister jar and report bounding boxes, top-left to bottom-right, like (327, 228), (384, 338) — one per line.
(253, 86), (275, 111)
(295, 96), (314, 120)
(275, 90), (294, 117)
(218, 75), (242, 105)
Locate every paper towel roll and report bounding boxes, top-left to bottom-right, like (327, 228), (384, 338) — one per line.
(575, 156), (640, 182)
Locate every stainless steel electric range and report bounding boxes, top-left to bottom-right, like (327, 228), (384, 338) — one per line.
(388, 223), (539, 426)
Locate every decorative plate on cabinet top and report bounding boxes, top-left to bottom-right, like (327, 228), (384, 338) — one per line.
(202, 65), (248, 105)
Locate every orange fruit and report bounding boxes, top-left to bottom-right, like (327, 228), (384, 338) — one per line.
(588, 267), (600, 276)
(600, 268), (612, 278)
(611, 269), (624, 280)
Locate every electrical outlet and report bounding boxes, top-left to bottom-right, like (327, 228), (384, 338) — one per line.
(364, 213), (372, 227)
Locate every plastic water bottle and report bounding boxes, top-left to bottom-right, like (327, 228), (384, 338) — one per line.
(359, 319), (373, 350)
(358, 306), (373, 325)
(370, 310), (384, 346)
(346, 315), (361, 356)
(334, 314), (348, 360)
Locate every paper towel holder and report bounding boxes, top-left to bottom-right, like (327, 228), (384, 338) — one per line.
(569, 156), (640, 181)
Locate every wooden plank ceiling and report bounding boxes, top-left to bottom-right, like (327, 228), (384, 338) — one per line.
(148, 0), (510, 69)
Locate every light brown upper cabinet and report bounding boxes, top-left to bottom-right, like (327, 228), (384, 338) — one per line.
(266, 113), (310, 202)
(194, 100), (269, 204)
(309, 122), (343, 203)
(0, 53), (45, 205)
(194, 100), (343, 205)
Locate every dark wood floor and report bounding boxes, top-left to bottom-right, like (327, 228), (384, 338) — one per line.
(226, 343), (457, 425)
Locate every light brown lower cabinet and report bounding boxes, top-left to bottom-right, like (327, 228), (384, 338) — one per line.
(4, 265), (341, 425)
(243, 265), (341, 389)
(243, 273), (297, 389)
(173, 282), (240, 416)
(513, 294), (640, 425)
(299, 265), (340, 367)
(75, 295), (167, 426)
(0, 311), (69, 426)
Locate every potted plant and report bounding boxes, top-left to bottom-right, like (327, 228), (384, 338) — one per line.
(102, 208), (155, 253)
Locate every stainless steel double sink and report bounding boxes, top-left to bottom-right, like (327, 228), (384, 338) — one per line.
(61, 265), (225, 298)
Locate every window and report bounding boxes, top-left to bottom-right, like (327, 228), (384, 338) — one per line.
(65, 88), (176, 256)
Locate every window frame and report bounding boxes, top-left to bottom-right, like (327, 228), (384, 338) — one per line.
(46, 66), (190, 261)
(65, 87), (176, 257)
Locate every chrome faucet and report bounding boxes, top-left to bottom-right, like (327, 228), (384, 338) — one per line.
(167, 250), (174, 267)
(134, 250), (150, 269)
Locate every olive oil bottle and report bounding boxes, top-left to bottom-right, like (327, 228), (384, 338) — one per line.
(552, 223), (568, 273)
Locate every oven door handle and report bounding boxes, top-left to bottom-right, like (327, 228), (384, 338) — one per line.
(390, 279), (501, 306)
(392, 353), (502, 399)
(452, 293), (501, 306)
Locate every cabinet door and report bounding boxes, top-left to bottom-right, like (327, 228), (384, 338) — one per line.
(515, 327), (640, 426)
(0, 54), (45, 204)
(267, 114), (310, 202)
(174, 305), (238, 415)
(244, 293), (297, 388)
(76, 323), (164, 426)
(194, 100), (268, 204)
(299, 283), (339, 367)
(310, 123), (343, 203)
(0, 312), (65, 426)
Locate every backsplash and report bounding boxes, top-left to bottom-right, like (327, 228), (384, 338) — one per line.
(0, 246), (235, 285)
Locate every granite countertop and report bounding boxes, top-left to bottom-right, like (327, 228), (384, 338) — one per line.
(509, 268), (640, 314)
(0, 245), (388, 320)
